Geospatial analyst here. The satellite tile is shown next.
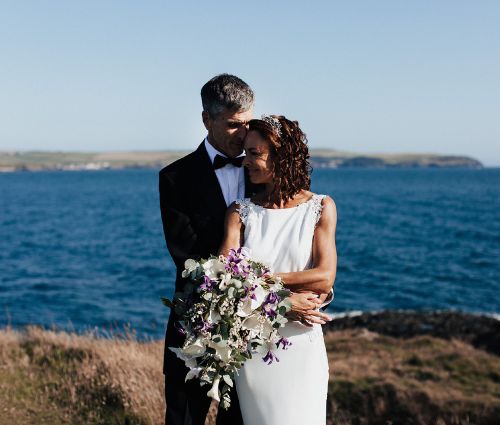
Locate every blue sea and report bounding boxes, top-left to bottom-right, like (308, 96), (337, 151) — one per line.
(1, 168), (499, 338)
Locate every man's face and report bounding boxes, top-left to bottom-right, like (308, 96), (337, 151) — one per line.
(203, 108), (253, 158)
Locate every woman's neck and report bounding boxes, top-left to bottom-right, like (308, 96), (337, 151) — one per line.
(256, 185), (306, 208)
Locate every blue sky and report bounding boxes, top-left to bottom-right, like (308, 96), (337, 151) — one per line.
(1, 1), (499, 165)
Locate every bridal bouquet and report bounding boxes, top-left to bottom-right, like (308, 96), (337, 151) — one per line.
(162, 248), (292, 409)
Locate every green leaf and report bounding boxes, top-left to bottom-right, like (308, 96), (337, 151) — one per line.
(222, 374), (234, 387)
(220, 322), (229, 340)
(160, 297), (175, 309)
(277, 289), (291, 298)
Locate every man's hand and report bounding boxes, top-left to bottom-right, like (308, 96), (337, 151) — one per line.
(287, 292), (332, 326)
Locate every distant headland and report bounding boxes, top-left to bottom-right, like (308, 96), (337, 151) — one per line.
(0, 150), (483, 172)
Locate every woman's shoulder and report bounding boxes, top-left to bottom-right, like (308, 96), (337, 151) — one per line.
(306, 192), (336, 225)
(228, 199), (253, 225)
(307, 191), (335, 207)
(313, 194), (336, 227)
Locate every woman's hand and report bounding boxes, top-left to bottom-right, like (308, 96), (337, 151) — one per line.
(287, 292), (332, 326)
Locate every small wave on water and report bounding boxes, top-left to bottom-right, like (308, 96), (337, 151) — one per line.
(1, 168), (499, 338)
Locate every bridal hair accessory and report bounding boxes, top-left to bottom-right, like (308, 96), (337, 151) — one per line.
(261, 115), (282, 138)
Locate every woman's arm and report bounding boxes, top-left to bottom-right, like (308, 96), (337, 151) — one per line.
(277, 196), (337, 295)
(219, 200), (332, 325)
(218, 202), (243, 256)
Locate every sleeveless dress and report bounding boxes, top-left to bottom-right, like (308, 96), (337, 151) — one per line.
(234, 194), (329, 425)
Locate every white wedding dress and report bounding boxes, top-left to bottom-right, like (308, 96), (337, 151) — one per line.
(234, 194), (329, 425)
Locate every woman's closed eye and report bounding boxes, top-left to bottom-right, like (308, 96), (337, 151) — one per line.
(245, 149), (260, 158)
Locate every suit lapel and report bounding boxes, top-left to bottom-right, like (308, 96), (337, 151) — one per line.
(193, 142), (228, 217)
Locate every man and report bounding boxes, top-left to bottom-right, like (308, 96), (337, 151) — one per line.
(159, 74), (256, 425)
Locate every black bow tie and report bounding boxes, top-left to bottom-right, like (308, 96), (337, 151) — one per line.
(213, 154), (244, 170)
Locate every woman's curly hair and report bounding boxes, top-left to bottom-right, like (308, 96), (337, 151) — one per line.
(248, 115), (312, 204)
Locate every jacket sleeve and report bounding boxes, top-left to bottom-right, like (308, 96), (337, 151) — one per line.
(159, 170), (202, 269)
(320, 289), (334, 311)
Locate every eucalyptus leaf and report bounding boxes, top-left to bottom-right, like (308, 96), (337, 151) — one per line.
(222, 375), (233, 387)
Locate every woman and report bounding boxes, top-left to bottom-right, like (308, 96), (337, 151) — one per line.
(219, 115), (337, 425)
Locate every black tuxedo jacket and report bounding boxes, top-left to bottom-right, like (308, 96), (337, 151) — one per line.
(159, 142), (259, 372)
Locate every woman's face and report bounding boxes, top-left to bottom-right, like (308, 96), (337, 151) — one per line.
(242, 130), (274, 184)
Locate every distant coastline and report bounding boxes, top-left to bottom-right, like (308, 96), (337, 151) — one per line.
(0, 149), (483, 172)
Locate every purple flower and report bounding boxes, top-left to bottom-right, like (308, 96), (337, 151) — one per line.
(263, 304), (277, 319)
(276, 337), (292, 350)
(199, 321), (214, 332)
(264, 292), (279, 305)
(225, 248), (252, 278)
(174, 322), (186, 336)
(262, 350), (280, 365)
(262, 292), (279, 318)
(200, 275), (216, 291)
(193, 318), (213, 333)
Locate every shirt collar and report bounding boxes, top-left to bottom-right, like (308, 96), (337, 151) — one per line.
(204, 137), (224, 164)
(204, 137), (245, 164)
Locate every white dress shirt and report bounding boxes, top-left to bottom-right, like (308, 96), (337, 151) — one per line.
(204, 138), (245, 206)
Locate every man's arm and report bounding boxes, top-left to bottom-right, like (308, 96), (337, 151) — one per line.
(159, 170), (201, 269)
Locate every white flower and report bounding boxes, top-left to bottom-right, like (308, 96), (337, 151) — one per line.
(220, 276), (240, 291)
(168, 347), (198, 368)
(250, 285), (267, 310)
(185, 367), (203, 381)
(182, 259), (200, 278)
(208, 339), (232, 363)
(207, 376), (221, 402)
(236, 298), (253, 317)
(274, 315), (288, 326)
(242, 314), (273, 339)
(203, 258), (225, 279)
(242, 278), (254, 289)
(207, 309), (221, 324)
(241, 314), (259, 339)
(183, 337), (207, 357)
(260, 320), (274, 339)
(221, 273), (232, 285)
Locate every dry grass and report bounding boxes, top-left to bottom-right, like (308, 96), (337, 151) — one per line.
(326, 328), (500, 425)
(1, 327), (499, 425)
(0, 326), (164, 425)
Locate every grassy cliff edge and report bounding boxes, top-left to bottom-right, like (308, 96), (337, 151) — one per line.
(1, 312), (498, 425)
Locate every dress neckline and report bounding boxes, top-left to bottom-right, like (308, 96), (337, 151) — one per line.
(248, 194), (319, 211)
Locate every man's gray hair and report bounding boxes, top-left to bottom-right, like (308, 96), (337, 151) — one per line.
(201, 74), (254, 117)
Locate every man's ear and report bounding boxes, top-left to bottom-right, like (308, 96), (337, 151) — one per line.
(202, 111), (211, 131)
